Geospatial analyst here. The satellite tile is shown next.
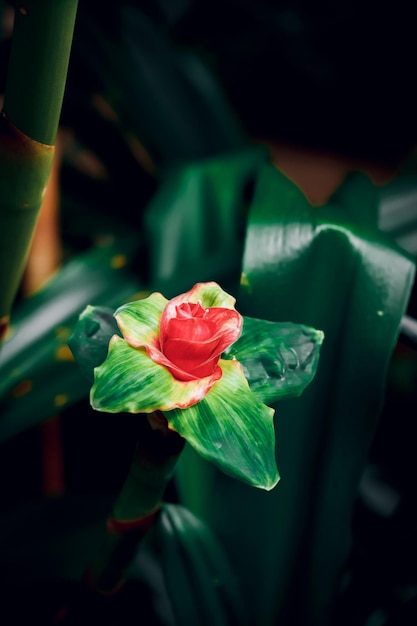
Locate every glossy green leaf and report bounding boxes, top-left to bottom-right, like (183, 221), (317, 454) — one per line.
(166, 359), (278, 490)
(153, 503), (247, 626)
(176, 164), (415, 626)
(223, 316), (324, 404)
(91, 335), (219, 412)
(144, 147), (267, 295)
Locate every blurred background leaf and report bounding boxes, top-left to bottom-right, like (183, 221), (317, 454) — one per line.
(0, 235), (142, 442)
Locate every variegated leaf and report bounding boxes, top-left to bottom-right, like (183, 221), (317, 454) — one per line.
(165, 359), (278, 490)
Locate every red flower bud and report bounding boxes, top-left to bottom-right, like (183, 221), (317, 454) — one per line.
(115, 282), (243, 407)
(160, 302), (241, 380)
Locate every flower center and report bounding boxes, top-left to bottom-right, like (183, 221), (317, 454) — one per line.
(175, 302), (207, 320)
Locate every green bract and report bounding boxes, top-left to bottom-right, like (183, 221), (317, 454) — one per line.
(91, 334), (222, 412)
(71, 282), (324, 490)
(167, 359), (277, 490)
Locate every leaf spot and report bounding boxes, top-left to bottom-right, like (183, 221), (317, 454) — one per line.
(12, 379), (32, 397)
(111, 254), (127, 269)
(55, 326), (71, 341)
(55, 345), (75, 362)
(54, 394), (68, 407)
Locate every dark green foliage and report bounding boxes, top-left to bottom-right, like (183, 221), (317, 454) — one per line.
(0, 236), (141, 442)
(176, 164), (415, 625)
(68, 306), (120, 383)
(224, 317), (323, 404)
(1, 2), (416, 624)
(144, 147), (266, 295)
(152, 504), (247, 626)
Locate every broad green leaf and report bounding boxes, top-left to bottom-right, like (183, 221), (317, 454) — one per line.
(153, 504), (247, 626)
(0, 236), (142, 442)
(68, 306), (120, 382)
(91, 336), (219, 413)
(144, 147), (267, 295)
(224, 316), (324, 404)
(177, 164), (415, 625)
(166, 359), (278, 490)
(115, 292), (167, 347)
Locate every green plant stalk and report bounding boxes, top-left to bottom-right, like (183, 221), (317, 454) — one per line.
(0, 0), (78, 329)
(89, 414), (185, 593)
(3, 0), (78, 144)
(0, 116), (54, 329)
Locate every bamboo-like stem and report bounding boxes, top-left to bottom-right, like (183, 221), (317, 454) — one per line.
(23, 134), (62, 295)
(22, 136), (66, 496)
(3, 1), (78, 145)
(0, 116), (54, 329)
(89, 413), (185, 594)
(0, 0), (78, 332)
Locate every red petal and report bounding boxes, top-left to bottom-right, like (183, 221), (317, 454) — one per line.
(145, 343), (222, 384)
(176, 302), (206, 319)
(165, 318), (216, 342)
(162, 336), (222, 378)
(160, 282), (236, 337)
(161, 308), (242, 351)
